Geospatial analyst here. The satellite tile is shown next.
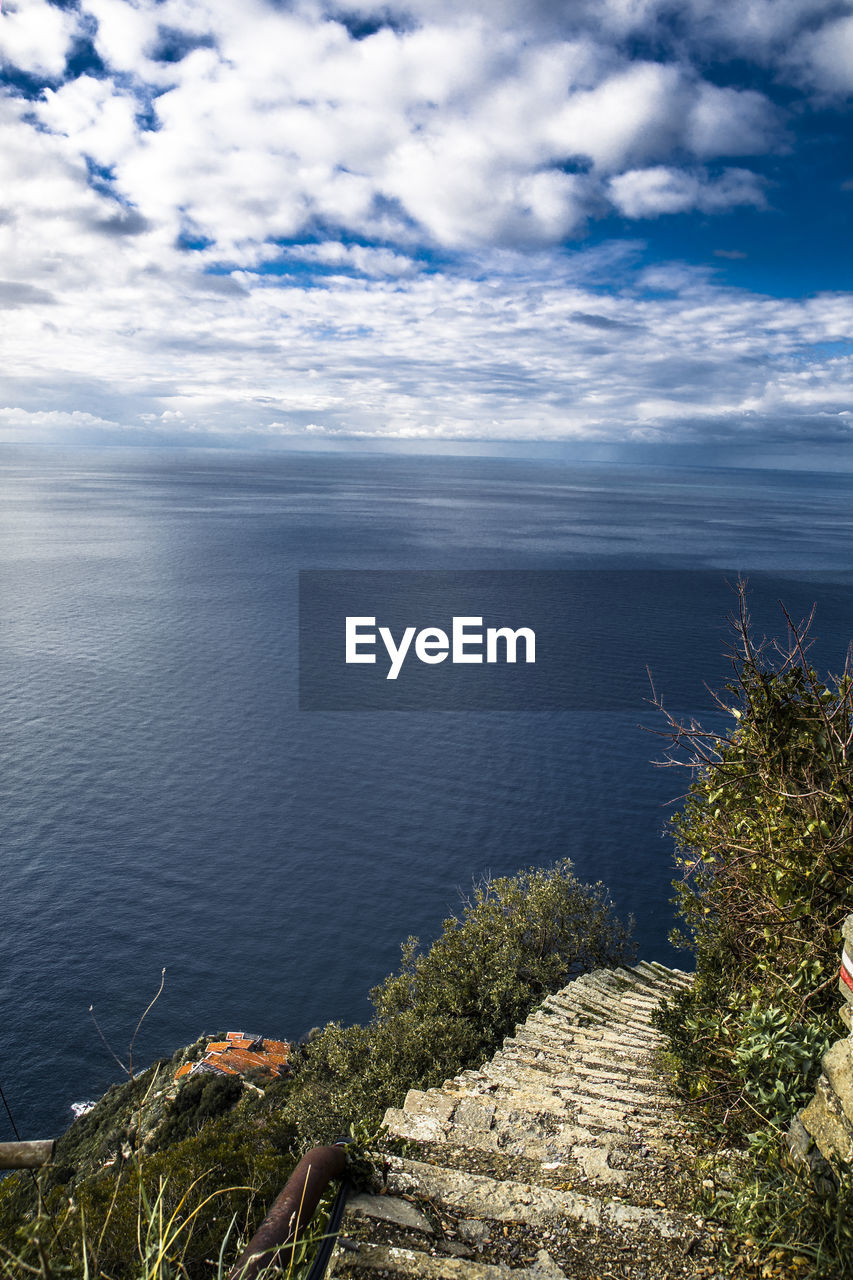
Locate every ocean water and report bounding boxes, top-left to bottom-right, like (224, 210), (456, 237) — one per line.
(2, 446), (853, 1140)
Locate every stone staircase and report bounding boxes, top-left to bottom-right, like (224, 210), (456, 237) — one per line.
(329, 962), (725, 1280)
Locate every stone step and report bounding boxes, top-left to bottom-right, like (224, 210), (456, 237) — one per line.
(385, 1112), (658, 1189)
(518, 1019), (660, 1060)
(356, 964), (702, 1279)
(542, 999), (656, 1034)
(531, 1017), (658, 1055)
(576, 970), (661, 1003)
(507, 1034), (661, 1082)
(598, 968), (688, 1005)
(586, 967), (666, 997)
(572, 1000), (660, 1034)
(432, 1068), (683, 1129)
(537, 995), (608, 1026)
(487, 1055), (673, 1108)
(480, 1051), (671, 1099)
(633, 961), (693, 989)
(521, 1001), (660, 1033)
(426, 1080), (685, 1140)
(573, 968), (664, 1001)
(330, 1240), (570, 1279)
(495, 1045), (668, 1094)
(599, 963), (688, 994)
(383, 1155), (694, 1240)
(539, 995), (660, 1039)
(389, 1086), (662, 1148)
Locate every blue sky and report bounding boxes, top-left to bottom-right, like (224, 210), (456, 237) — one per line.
(1, 0), (852, 459)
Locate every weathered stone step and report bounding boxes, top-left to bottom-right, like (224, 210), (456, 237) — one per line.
(425, 1076), (685, 1140)
(584, 968), (666, 998)
(633, 961), (693, 989)
(385, 1111), (653, 1189)
(389, 1086), (656, 1149)
(518, 1018), (660, 1059)
(530, 1018), (658, 1058)
(383, 1155), (694, 1240)
(539, 994), (660, 1039)
(480, 1053), (672, 1104)
(507, 1034), (661, 1082)
(352, 963), (703, 1279)
(486, 1055), (673, 1108)
(496, 1044), (667, 1094)
(576, 970), (662, 1005)
(522, 1001), (660, 1033)
(596, 963), (687, 991)
(331, 1239), (569, 1279)
(572, 968), (665, 1001)
(428, 1082), (681, 1137)
(545, 994), (660, 1035)
(537, 994), (608, 1026)
(496, 1042), (667, 1084)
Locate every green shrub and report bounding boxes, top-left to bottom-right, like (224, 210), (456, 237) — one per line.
(716, 1144), (853, 1279)
(283, 858), (634, 1145)
(653, 584), (853, 1275)
(151, 1073), (243, 1151)
(655, 586), (852, 1129)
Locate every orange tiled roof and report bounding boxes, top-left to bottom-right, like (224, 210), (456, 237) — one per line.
(175, 1032), (290, 1084)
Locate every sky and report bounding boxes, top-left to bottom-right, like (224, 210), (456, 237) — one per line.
(1, 0), (853, 459)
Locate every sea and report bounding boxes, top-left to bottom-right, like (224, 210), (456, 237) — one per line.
(2, 445), (853, 1141)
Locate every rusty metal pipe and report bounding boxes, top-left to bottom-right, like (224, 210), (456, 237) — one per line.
(227, 1143), (348, 1280)
(0, 1140), (55, 1170)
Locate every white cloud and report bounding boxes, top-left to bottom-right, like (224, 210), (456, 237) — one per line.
(0, 1), (787, 257)
(796, 14), (853, 94)
(0, 0), (849, 450)
(0, 237), (851, 446)
(38, 76), (139, 170)
(0, 407), (120, 435)
(85, 0), (161, 74)
(685, 83), (781, 157)
(549, 62), (685, 172)
(284, 242), (421, 276)
(0, 0), (78, 76)
(320, 0), (847, 77)
(608, 166), (766, 218)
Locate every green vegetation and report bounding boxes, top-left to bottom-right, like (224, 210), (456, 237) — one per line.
(0, 859), (632, 1278)
(280, 860), (633, 1148)
(652, 585), (853, 1278)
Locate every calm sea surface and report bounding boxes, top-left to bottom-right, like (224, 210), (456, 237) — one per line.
(2, 447), (853, 1138)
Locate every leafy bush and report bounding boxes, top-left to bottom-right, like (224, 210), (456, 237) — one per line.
(731, 1004), (832, 1122)
(281, 858), (634, 1146)
(654, 587), (852, 1129)
(151, 1072), (243, 1151)
(652, 584), (853, 1275)
(717, 1147), (853, 1278)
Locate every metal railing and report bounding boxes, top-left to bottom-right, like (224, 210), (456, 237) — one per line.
(0, 1140), (55, 1170)
(227, 1140), (351, 1280)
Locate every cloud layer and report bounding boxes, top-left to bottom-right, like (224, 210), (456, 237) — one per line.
(1, 0), (852, 447)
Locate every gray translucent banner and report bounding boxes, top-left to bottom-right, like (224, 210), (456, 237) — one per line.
(298, 570), (853, 711)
